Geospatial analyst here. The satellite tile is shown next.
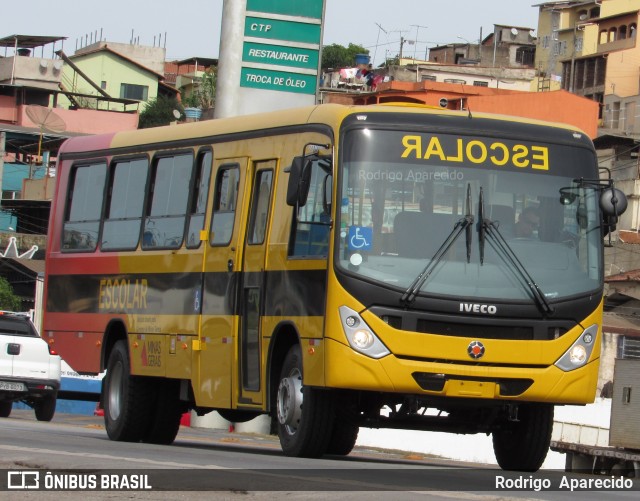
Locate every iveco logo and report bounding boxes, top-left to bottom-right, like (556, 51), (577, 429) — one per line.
(459, 303), (497, 315)
(468, 341), (485, 359)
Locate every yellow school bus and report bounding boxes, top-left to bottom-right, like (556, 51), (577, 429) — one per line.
(43, 103), (626, 471)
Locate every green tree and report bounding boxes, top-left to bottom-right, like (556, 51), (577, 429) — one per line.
(181, 68), (217, 110)
(321, 43), (369, 69)
(0, 276), (22, 311)
(138, 95), (184, 129)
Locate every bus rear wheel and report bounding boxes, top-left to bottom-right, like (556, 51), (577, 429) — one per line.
(103, 340), (153, 442)
(492, 404), (553, 472)
(276, 345), (334, 458)
(143, 379), (183, 445)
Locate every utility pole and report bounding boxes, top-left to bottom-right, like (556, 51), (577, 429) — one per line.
(390, 29), (408, 63)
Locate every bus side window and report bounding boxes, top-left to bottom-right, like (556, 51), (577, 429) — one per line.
(289, 159), (331, 258)
(62, 162), (106, 251)
(102, 158), (148, 251)
(210, 165), (239, 246)
(186, 150), (213, 248)
(248, 169), (274, 245)
(143, 153), (192, 250)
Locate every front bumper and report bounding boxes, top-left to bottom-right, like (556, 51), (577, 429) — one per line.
(324, 337), (598, 405)
(0, 376), (60, 402)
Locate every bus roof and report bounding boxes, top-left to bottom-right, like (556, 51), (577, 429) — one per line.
(58, 103), (590, 156)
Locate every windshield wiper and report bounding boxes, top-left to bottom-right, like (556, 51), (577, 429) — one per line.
(480, 208), (554, 315)
(478, 187), (486, 264)
(464, 184), (473, 263)
(401, 184), (474, 306)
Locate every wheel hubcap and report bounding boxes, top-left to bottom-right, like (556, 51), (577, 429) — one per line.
(108, 361), (124, 421)
(277, 367), (303, 434)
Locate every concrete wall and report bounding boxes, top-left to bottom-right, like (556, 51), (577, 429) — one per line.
(605, 50), (640, 99)
(396, 64), (535, 92)
(75, 42), (166, 74)
(0, 56), (62, 89)
(599, 331), (619, 395)
(0, 95), (17, 122)
(469, 90), (599, 138)
(0, 232), (46, 253)
(15, 104), (138, 135)
(601, 0), (640, 17)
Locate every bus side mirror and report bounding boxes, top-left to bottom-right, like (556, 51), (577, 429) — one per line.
(286, 156), (312, 207)
(600, 187), (628, 232)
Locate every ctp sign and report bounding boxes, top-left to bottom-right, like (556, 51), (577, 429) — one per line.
(216, 0), (325, 117)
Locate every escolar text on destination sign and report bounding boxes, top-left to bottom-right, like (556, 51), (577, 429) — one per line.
(401, 135), (549, 170)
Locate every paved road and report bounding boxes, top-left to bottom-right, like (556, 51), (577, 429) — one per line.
(0, 409), (638, 501)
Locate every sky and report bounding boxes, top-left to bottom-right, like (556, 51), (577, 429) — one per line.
(2, 1), (540, 67)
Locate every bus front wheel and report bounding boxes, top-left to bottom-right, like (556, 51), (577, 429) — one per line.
(103, 340), (153, 442)
(276, 345), (334, 457)
(492, 403), (553, 472)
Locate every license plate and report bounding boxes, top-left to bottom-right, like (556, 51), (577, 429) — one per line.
(0, 381), (26, 391)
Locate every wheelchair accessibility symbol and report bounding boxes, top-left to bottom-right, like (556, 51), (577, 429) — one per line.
(348, 226), (373, 251)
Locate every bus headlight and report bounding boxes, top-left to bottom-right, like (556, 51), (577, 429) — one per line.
(339, 306), (390, 359)
(555, 324), (598, 372)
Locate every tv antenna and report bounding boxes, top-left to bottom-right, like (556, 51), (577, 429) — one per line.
(410, 25), (428, 60)
(374, 23), (387, 67)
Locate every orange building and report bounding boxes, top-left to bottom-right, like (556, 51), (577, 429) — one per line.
(322, 80), (599, 138)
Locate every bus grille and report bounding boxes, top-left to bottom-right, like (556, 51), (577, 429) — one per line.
(413, 372), (534, 396)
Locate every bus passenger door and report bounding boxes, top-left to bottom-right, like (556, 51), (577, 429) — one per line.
(196, 158), (248, 410)
(238, 161), (276, 407)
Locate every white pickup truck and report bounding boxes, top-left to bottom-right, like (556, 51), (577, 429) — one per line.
(0, 311), (61, 421)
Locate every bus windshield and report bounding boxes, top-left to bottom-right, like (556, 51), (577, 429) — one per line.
(337, 128), (602, 303)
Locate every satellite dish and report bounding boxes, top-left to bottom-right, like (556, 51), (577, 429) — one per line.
(511, 28), (519, 36)
(529, 29), (537, 38)
(172, 109), (181, 120)
(25, 105), (67, 157)
(579, 13), (588, 21)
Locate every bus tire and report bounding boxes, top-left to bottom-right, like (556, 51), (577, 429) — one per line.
(326, 421), (359, 456)
(492, 404), (553, 472)
(34, 395), (56, 422)
(276, 345), (334, 458)
(326, 398), (359, 455)
(144, 379), (183, 445)
(0, 401), (12, 418)
(103, 340), (153, 442)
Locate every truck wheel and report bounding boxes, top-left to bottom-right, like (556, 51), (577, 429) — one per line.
(103, 340), (153, 442)
(276, 345), (334, 457)
(0, 401), (12, 418)
(34, 395), (56, 422)
(143, 379), (183, 445)
(493, 404), (553, 472)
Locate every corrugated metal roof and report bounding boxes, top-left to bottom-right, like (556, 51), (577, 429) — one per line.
(0, 35), (66, 49)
